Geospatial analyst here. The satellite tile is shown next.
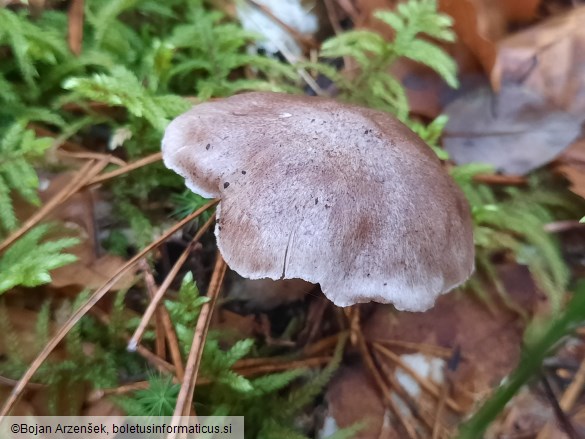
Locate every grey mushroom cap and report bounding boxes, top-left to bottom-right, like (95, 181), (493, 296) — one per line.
(162, 92), (474, 311)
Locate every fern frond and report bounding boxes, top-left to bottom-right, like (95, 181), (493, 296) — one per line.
(318, 0), (457, 119)
(0, 224), (78, 294)
(0, 123), (54, 232)
(62, 67), (189, 131)
(0, 8), (68, 89)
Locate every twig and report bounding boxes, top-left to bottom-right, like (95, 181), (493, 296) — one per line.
(544, 220), (583, 233)
(302, 332), (347, 356)
(371, 339), (454, 359)
(140, 260), (168, 358)
(0, 199), (218, 419)
(432, 372), (450, 439)
(56, 149), (127, 167)
(540, 374), (579, 439)
(0, 375), (44, 390)
(168, 252), (227, 437)
(84, 152), (163, 187)
(373, 349), (440, 435)
(561, 355), (585, 411)
(67, 0), (84, 55)
(30, 124), (127, 167)
(355, 320), (419, 439)
(141, 260), (186, 380)
(472, 174), (527, 186)
(234, 356), (331, 375)
(127, 213), (215, 352)
(323, 0), (343, 35)
(88, 353), (332, 404)
(0, 158), (108, 254)
(373, 342), (464, 414)
(87, 381), (150, 403)
(89, 306), (176, 375)
(334, 0), (359, 23)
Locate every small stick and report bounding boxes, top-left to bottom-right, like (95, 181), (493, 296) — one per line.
(168, 252), (227, 437)
(141, 260), (166, 358)
(0, 200), (218, 419)
(234, 356), (332, 375)
(323, 0), (343, 35)
(354, 320), (419, 439)
(539, 374), (579, 439)
(84, 152), (163, 187)
(0, 158), (108, 253)
(89, 304), (176, 375)
(472, 174), (526, 185)
(89, 353), (332, 404)
(56, 150), (127, 167)
(373, 343), (464, 414)
(302, 332), (347, 357)
(371, 339), (454, 359)
(0, 375), (44, 390)
(374, 349), (438, 434)
(127, 213), (215, 352)
(87, 381), (150, 403)
(67, 0), (84, 55)
(335, 0), (360, 23)
(138, 260), (186, 380)
(432, 373), (449, 439)
(561, 355), (585, 411)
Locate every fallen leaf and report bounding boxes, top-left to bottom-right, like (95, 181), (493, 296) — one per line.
(36, 172), (134, 290)
(556, 139), (585, 200)
(326, 366), (385, 439)
(492, 5), (585, 114)
(439, 0), (499, 73)
(443, 83), (583, 174)
(485, 389), (553, 438)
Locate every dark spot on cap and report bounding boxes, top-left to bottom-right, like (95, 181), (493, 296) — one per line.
(384, 283), (387, 286)
(206, 143), (210, 150)
(241, 170), (247, 175)
(315, 198), (318, 205)
(218, 226), (222, 231)
(311, 118), (315, 122)
(325, 204), (331, 209)
(223, 182), (230, 189)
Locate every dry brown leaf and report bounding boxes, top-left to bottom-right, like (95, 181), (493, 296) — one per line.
(558, 164), (585, 200)
(50, 251), (135, 290)
(439, 0), (503, 73)
(0, 307), (56, 363)
(556, 139), (585, 200)
(326, 366), (386, 439)
(492, 5), (585, 114)
(443, 84), (582, 174)
(485, 389), (553, 438)
(35, 172), (135, 290)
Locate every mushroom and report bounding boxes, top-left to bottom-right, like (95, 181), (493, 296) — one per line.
(162, 92), (474, 311)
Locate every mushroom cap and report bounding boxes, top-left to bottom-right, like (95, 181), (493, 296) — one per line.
(162, 92), (474, 311)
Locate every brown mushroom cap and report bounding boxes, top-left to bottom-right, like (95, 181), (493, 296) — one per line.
(162, 92), (474, 311)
